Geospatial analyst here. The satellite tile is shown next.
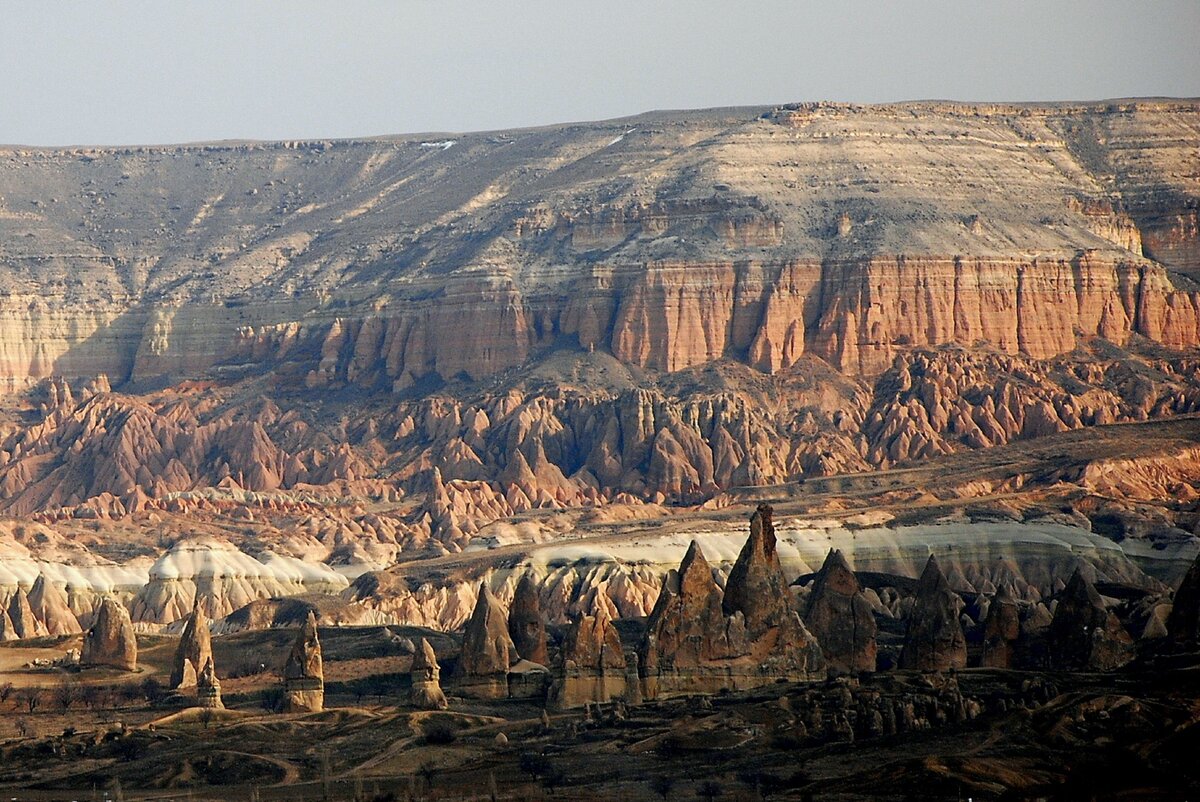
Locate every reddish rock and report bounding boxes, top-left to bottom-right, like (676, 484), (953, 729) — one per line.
(283, 611), (324, 712)
(28, 575), (81, 635)
(550, 606), (627, 709)
(803, 549), (877, 675)
(1167, 552), (1200, 645)
(7, 587), (47, 640)
(453, 583), (517, 699)
(980, 584), (1022, 668)
(640, 506), (824, 700)
(1049, 569), (1134, 670)
(899, 556), (967, 671)
(197, 657), (223, 710)
(508, 574), (548, 666)
(170, 602), (213, 690)
(81, 598), (138, 672)
(410, 638), (448, 710)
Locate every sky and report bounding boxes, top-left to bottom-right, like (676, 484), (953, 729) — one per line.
(2, 1), (1198, 146)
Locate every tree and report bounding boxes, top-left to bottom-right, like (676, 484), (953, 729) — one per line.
(0, 681), (14, 704)
(418, 761), (437, 794)
(54, 676), (81, 711)
(650, 775), (676, 801)
(696, 780), (724, 802)
(18, 687), (41, 713)
(14, 717), (31, 738)
(140, 677), (165, 705)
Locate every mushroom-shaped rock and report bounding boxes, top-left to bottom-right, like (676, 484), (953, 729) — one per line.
(283, 611), (324, 712)
(410, 638), (449, 710)
(170, 602), (213, 690)
(803, 549), (877, 675)
(508, 574), (548, 666)
(28, 575), (81, 635)
(453, 583), (516, 698)
(550, 607), (627, 709)
(1167, 552), (1200, 646)
(81, 598), (138, 671)
(197, 658), (224, 710)
(980, 584), (1021, 668)
(8, 587), (48, 640)
(1049, 569), (1134, 670)
(899, 555), (967, 671)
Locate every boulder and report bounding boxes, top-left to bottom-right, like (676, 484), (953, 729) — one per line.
(1166, 552), (1200, 645)
(410, 638), (449, 710)
(980, 583), (1021, 668)
(81, 598), (138, 671)
(803, 549), (877, 674)
(508, 574), (548, 666)
(899, 555), (967, 671)
(1049, 569), (1134, 670)
(28, 575), (81, 635)
(453, 583), (517, 698)
(282, 611), (324, 712)
(170, 602), (213, 690)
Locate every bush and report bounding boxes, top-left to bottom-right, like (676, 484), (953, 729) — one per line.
(422, 720), (457, 745)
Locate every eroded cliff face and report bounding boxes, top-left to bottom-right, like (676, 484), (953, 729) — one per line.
(0, 101), (1196, 392)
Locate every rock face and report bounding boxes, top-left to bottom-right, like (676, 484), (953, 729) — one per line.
(409, 638), (448, 710)
(549, 607), (628, 709)
(81, 598), (138, 671)
(170, 603), (213, 690)
(640, 506), (824, 699)
(980, 584), (1022, 668)
(453, 583), (517, 699)
(7, 587), (47, 640)
(507, 574), (549, 666)
(0, 102), (1195, 531)
(1167, 552), (1200, 645)
(282, 611), (324, 712)
(899, 556), (967, 671)
(27, 575), (81, 635)
(803, 549), (877, 674)
(197, 657), (223, 710)
(1049, 569), (1135, 670)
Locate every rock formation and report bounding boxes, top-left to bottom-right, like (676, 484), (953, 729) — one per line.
(452, 583), (517, 699)
(899, 556), (967, 671)
(282, 611), (324, 712)
(980, 584), (1022, 668)
(7, 587), (47, 640)
(640, 506), (824, 699)
(549, 607), (627, 709)
(803, 549), (877, 674)
(27, 575), (81, 635)
(81, 598), (138, 671)
(0, 609), (16, 641)
(1049, 569), (1135, 670)
(409, 638), (448, 710)
(197, 657), (223, 710)
(507, 575), (549, 666)
(171, 602), (213, 690)
(1167, 552), (1200, 645)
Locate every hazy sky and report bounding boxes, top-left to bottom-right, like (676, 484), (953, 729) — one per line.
(2, 1), (1198, 146)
